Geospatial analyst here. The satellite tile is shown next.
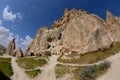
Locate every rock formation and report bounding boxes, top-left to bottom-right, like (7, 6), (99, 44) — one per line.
(25, 9), (120, 56)
(106, 10), (120, 42)
(6, 38), (16, 55)
(15, 48), (23, 57)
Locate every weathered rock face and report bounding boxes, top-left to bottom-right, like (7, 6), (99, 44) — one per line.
(6, 39), (16, 55)
(106, 10), (120, 42)
(25, 26), (63, 56)
(25, 9), (120, 56)
(61, 10), (112, 54)
(15, 48), (23, 57)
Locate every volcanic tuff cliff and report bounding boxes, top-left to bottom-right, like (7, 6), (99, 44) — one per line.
(25, 9), (120, 56)
(6, 39), (23, 57)
(6, 38), (16, 55)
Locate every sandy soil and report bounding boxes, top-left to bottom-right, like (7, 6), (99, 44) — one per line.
(34, 55), (59, 80)
(57, 73), (75, 80)
(11, 57), (30, 80)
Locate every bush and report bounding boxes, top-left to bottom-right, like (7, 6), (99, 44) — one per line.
(45, 51), (51, 56)
(80, 61), (110, 80)
(98, 61), (110, 71)
(80, 65), (97, 80)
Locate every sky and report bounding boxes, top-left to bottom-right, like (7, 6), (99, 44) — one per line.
(0, 0), (120, 51)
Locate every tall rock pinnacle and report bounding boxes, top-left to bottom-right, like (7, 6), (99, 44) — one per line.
(15, 48), (24, 57)
(106, 10), (120, 42)
(6, 38), (16, 55)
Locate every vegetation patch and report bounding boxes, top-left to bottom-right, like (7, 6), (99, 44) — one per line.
(58, 42), (120, 64)
(0, 52), (3, 55)
(44, 51), (51, 57)
(55, 64), (71, 78)
(16, 57), (47, 69)
(72, 67), (86, 80)
(55, 61), (110, 80)
(80, 61), (110, 80)
(0, 58), (13, 77)
(55, 64), (85, 80)
(25, 69), (41, 78)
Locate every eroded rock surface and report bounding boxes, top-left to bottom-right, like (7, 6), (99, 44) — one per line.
(15, 48), (23, 57)
(6, 39), (16, 55)
(25, 9), (120, 56)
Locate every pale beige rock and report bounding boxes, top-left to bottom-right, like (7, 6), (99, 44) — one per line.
(61, 10), (112, 54)
(106, 10), (120, 42)
(15, 48), (23, 57)
(26, 9), (120, 56)
(6, 39), (16, 55)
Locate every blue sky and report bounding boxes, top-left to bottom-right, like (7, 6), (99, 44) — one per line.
(0, 0), (120, 50)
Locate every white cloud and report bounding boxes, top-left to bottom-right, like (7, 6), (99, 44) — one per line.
(0, 21), (33, 52)
(20, 35), (33, 52)
(3, 6), (23, 21)
(0, 25), (14, 47)
(21, 35), (33, 47)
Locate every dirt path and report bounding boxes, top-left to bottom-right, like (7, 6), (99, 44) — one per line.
(34, 55), (59, 80)
(11, 57), (30, 80)
(97, 52), (120, 80)
(1, 52), (120, 80)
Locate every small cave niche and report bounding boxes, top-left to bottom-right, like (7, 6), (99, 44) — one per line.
(47, 45), (51, 49)
(53, 46), (54, 48)
(58, 33), (62, 40)
(30, 52), (34, 56)
(47, 36), (55, 42)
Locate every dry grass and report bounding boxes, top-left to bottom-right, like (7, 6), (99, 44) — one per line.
(55, 64), (85, 80)
(25, 69), (41, 78)
(16, 57), (47, 69)
(55, 64), (70, 78)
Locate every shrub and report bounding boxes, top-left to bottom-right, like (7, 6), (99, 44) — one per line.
(45, 51), (51, 56)
(80, 61), (110, 80)
(97, 61), (110, 71)
(80, 65), (97, 80)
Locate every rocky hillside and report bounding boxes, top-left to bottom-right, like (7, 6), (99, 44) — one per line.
(25, 9), (120, 56)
